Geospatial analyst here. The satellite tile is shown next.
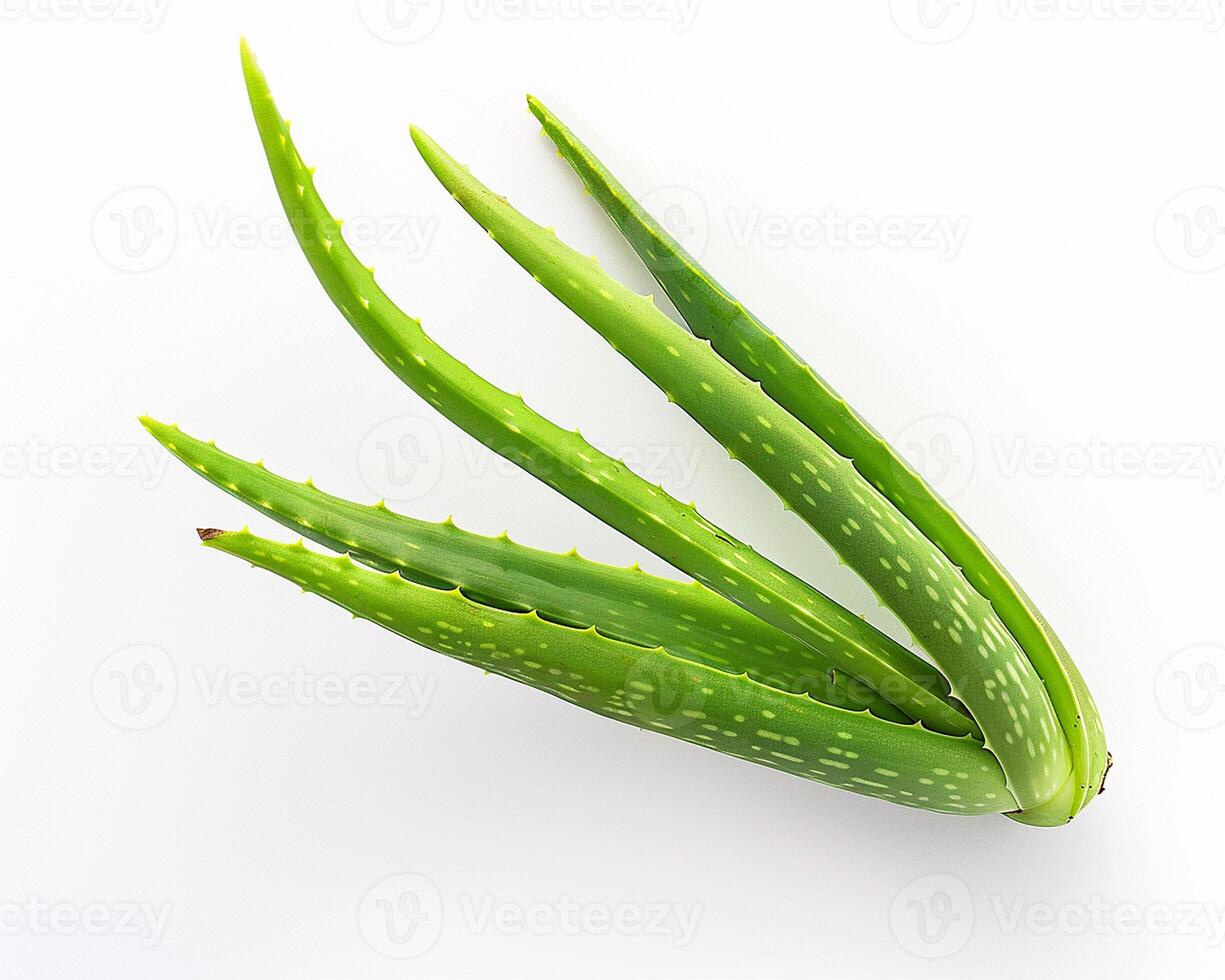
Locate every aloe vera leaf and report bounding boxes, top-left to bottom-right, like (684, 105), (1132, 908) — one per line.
(141, 417), (906, 719)
(202, 527), (1014, 815)
(526, 99), (1107, 822)
(239, 43), (975, 738)
(410, 129), (1076, 814)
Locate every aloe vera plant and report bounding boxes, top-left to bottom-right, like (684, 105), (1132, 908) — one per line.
(144, 42), (1109, 825)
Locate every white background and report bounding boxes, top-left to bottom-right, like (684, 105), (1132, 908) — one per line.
(2, 1), (1223, 977)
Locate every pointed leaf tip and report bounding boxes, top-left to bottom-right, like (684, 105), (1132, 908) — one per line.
(408, 124), (432, 155)
(525, 94), (550, 122)
(239, 37), (260, 79)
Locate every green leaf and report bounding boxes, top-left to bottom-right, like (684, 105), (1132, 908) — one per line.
(526, 97), (1107, 823)
(202, 527), (1016, 815)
